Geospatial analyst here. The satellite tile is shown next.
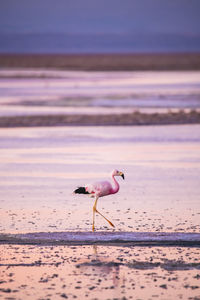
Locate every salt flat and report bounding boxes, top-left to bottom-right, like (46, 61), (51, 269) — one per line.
(0, 70), (200, 116)
(0, 124), (199, 234)
(0, 70), (200, 299)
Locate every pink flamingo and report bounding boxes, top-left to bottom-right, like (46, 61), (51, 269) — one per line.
(74, 169), (125, 231)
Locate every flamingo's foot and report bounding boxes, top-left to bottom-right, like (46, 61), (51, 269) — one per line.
(92, 224), (95, 232)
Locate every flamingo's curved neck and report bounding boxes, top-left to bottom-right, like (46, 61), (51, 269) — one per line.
(111, 174), (120, 194)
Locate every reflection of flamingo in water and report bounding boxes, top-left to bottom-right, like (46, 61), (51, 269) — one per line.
(76, 245), (121, 289)
(74, 169), (125, 231)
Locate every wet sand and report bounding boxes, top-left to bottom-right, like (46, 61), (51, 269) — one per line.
(0, 110), (200, 127)
(1, 231), (200, 247)
(0, 244), (200, 299)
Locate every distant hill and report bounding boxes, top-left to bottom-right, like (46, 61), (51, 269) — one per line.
(0, 33), (200, 54)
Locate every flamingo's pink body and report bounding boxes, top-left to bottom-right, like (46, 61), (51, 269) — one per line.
(74, 169), (125, 231)
(85, 176), (120, 197)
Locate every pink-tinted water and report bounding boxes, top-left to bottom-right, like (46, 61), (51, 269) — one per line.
(0, 125), (199, 234)
(0, 244), (200, 299)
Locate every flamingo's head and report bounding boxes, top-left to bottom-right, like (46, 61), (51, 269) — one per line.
(111, 169), (125, 180)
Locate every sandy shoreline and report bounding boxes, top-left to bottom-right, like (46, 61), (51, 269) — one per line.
(1, 53), (200, 70)
(0, 110), (200, 127)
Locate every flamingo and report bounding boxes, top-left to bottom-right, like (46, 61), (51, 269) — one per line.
(74, 169), (125, 231)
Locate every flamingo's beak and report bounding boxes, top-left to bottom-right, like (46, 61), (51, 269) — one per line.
(120, 172), (125, 180)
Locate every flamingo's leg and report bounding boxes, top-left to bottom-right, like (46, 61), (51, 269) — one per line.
(92, 196), (99, 232)
(95, 209), (115, 228)
(92, 195), (115, 231)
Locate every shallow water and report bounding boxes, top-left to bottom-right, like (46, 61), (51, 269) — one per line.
(0, 70), (200, 117)
(0, 244), (200, 300)
(1, 70), (200, 300)
(0, 124), (200, 234)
